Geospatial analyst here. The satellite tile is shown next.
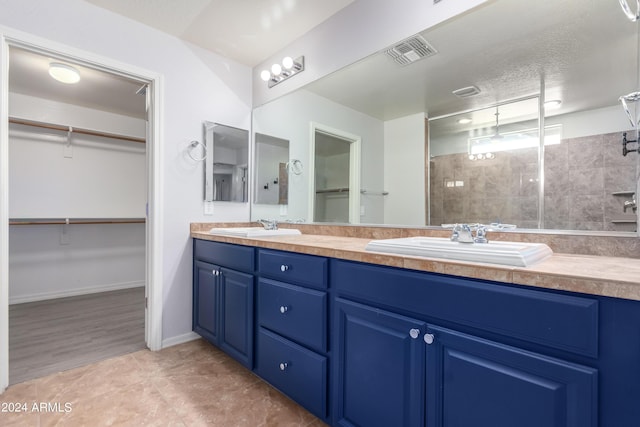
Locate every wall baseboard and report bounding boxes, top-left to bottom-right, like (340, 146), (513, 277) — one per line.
(9, 280), (145, 305)
(161, 332), (200, 349)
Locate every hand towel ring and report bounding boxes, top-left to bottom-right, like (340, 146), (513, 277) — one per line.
(187, 140), (207, 162)
(619, 0), (640, 21)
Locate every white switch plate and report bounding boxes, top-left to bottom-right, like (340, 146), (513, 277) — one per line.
(279, 204), (288, 216)
(204, 201), (214, 215)
(360, 205), (365, 216)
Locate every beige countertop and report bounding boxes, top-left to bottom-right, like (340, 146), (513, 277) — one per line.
(191, 227), (640, 302)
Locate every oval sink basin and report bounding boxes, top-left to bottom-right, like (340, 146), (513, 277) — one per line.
(365, 237), (552, 267)
(209, 227), (301, 237)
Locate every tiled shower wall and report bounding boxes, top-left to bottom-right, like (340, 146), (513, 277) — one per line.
(430, 131), (638, 231)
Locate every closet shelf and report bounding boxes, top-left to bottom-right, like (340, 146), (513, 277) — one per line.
(9, 117), (146, 144)
(612, 191), (636, 196)
(9, 218), (146, 225)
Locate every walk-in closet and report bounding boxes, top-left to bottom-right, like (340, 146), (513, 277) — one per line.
(7, 47), (148, 384)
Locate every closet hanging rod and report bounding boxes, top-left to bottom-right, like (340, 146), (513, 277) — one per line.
(9, 117), (146, 144)
(9, 218), (146, 225)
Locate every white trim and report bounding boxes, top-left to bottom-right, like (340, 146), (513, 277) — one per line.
(0, 34), (9, 394)
(308, 122), (361, 224)
(9, 281), (144, 305)
(162, 332), (200, 349)
(0, 28), (164, 392)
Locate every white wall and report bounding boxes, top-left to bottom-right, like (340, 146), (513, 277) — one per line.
(253, 0), (489, 106)
(8, 94), (146, 302)
(0, 0), (252, 345)
(252, 89), (384, 223)
(384, 113), (426, 225)
(255, 141), (288, 205)
(9, 223), (144, 304)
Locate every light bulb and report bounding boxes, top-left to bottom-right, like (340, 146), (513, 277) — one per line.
(271, 63), (282, 76)
(282, 56), (294, 69)
(260, 70), (271, 81)
(48, 63), (80, 84)
(485, 152), (494, 159)
(468, 154), (476, 161)
(477, 153), (485, 160)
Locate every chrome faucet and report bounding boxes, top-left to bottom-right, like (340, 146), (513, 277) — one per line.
(450, 224), (474, 243)
(450, 223), (489, 243)
(623, 198), (637, 213)
(257, 219), (278, 230)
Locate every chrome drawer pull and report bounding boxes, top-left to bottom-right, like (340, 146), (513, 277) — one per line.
(409, 328), (420, 339)
(280, 264), (290, 272)
(279, 362), (288, 371)
(424, 333), (435, 345)
(279, 305), (289, 314)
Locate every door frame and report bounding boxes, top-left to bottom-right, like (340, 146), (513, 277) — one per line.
(0, 30), (164, 392)
(308, 122), (361, 223)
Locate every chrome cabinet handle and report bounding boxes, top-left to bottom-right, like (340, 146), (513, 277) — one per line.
(424, 333), (435, 345)
(409, 328), (420, 339)
(279, 362), (288, 371)
(280, 264), (290, 272)
(211, 269), (220, 276)
(279, 305), (289, 314)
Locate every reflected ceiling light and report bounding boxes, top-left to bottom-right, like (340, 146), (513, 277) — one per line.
(260, 56), (305, 88)
(544, 99), (562, 110)
(457, 118), (472, 124)
(48, 62), (80, 84)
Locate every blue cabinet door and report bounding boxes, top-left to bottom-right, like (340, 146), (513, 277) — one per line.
(334, 298), (426, 427)
(426, 324), (598, 427)
(193, 260), (220, 345)
(220, 267), (254, 369)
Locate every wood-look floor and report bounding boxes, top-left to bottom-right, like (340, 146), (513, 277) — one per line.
(9, 287), (146, 385)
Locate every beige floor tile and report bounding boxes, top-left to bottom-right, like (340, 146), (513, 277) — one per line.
(1, 339), (327, 427)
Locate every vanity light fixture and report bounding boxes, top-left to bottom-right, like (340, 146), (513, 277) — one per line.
(260, 56), (305, 88)
(48, 62), (80, 84)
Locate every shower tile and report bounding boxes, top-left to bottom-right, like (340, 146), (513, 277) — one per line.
(569, 194), (605, 223)
(604, 164), (636, 194)
(567, 134), (604, 170)
(544, 195), (570, 225)
(569, 168), (604, 195)
(545, 142), (568, 171)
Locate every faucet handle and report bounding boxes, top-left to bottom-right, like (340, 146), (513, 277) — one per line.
(474, 225), (489, 243)
(257, 219), (278, 230)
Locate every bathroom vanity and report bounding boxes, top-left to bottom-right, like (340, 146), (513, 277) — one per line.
(191, 230), (640, 427)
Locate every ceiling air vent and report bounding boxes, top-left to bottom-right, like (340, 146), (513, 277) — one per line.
(384, 35), (437, 66)
(452, 85), (481, 98)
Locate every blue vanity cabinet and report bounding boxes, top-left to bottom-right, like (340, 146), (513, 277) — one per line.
(192, 239), (255, 369)
(332, 259), (602, 427)
(425, 324), (597, 427)
(255, 249), (330, 421)
(334, 298), (426, 427)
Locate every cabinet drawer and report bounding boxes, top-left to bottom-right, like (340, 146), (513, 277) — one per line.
(258, 249), (328, 289)
(332, 259), (599, 358)
(256, 328), (327, 419)
(258, 278), (327, 352)
(194, 239), (254, 272)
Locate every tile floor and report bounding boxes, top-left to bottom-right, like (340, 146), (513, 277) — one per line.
(0, 339), (327, 426)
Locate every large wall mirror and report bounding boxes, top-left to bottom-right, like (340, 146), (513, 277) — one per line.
(204, 121), (249, 203)
(251, 0), (639, 234)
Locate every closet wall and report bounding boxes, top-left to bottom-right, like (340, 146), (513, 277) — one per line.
(8, 92), (146, 304)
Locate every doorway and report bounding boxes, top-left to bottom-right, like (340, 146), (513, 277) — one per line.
(308, 123), (361, 223)
(0, 35), (163, 391)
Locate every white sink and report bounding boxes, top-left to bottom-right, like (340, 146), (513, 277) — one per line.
(365, 237), (552, 267)
(209, 227), (301, 238)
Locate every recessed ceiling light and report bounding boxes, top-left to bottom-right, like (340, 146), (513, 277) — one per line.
(457, 118), (472, 124)
(544, 99), (562, 109)
(48, 63), (80, 84)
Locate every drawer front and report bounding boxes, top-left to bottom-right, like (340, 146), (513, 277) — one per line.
(258, 278), (327, 352)
(258, 249), (328, 290)
(332, 259), (599, 358)
(194, 239), (254, 272)
(256, 328), (327, 419)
